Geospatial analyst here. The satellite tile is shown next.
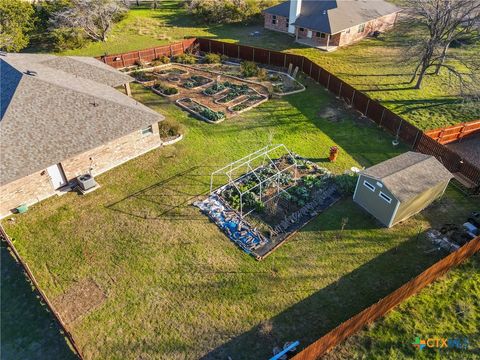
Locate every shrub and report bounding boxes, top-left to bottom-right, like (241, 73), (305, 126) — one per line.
(257, 68), (268, 81)
(158, 119), (184, 139)
(240, 61), (259, 77)
(334, 173), (358, 195)
(174, 53), (197, 64)
(185, 0), (277, 24)
(204, 53), (222, 64)
(50, 27), (86, 51)
(153, 82), (178, 95)
(135, 59), (148, 67)
(151, 56), (170, 66)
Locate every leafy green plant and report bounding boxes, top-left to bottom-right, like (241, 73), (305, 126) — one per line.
(153, 82), (178, 95)
(174, 53), (197, 64)
(151, 56), (170, 66)
(203, 82), (226, 95)
(334, 174), (359, 195)
(158, 119), (184, 139)
(204, 53), (221, 64)
(240, 61), (259, 77)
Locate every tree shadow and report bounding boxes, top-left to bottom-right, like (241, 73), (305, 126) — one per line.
(0, 244), (78, 360)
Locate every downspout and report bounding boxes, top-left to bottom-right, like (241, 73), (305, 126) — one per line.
(326, 34), (330, 50)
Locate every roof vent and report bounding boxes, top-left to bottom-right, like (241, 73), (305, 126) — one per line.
(25, 70), (38, 76)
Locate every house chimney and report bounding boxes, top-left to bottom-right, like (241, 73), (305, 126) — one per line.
(288, 0), (302, 34)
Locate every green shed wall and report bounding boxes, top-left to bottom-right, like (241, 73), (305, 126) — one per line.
(353, 175), (399, 227)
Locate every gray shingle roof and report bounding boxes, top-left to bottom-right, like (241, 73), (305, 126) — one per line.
(0, 53), (164, 186)
(362, 152), (452, 202)
(264, 0), (400, 34)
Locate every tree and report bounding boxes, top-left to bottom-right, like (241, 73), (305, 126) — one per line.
(51, 0), (127, 42)
(0, 0), (35, 51)
(405, 0), (480, 90)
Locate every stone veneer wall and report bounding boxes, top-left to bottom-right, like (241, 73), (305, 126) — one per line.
(0, 124), (162, 217)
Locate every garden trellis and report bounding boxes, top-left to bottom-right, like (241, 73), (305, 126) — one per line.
(209, 144), (299, 217)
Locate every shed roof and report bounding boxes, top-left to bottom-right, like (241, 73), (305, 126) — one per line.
(264, 0), (400, 34)
(361, 152), (452, 202)
(0, 53), (164, 186)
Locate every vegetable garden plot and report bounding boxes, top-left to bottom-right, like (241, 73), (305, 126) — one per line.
(195, 145), (344, 259)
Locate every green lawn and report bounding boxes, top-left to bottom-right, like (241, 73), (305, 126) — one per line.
(38, 1), (480, 130)
(0, 243), (77, 360)
(324, 255), (480, 360)
(3, 80), (478, 359)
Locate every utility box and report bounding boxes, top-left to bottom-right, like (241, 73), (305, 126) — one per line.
(76, 174), (97, 191)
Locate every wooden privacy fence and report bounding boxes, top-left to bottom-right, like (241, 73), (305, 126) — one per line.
(425, 120), (480, 145)
(0, 226), (83, 359)
(292, 236), (480, 359)
(99, 38), (197, 69)
(195, 38), (480, 187)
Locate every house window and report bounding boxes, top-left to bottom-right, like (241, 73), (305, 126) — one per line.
(320, 33), (326, 38)
(272, 15), (277, 25)
(379, 192), (392, 203)
(286, 18), (289, 27)
(141, 125), (153, 136)
(299, 27), (305, 32)
(358, 24), (365, 33)
(363, 180), (375, 192)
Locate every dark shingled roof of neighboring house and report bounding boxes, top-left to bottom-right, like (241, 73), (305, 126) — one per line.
(264, 0), (400, 34)
(0, 53), (164, 186)
(361, 151), (452, 202)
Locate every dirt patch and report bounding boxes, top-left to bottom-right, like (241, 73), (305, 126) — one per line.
(319, 106), (343, 123)
(52, 278), (106, 325)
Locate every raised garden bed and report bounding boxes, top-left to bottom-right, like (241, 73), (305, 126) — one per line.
(157, 67), (188, 76)
(131, 71), (157, 84)
(229, 94), (268, 113)
(182, 75), (213, 89)
(176, 98), (225, 123)
(151, 82), (179, 97)
(195, 151), (346, 259)
(203, 82), (227, 96)
(215, 82), (251, 104)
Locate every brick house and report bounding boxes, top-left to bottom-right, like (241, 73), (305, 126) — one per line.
(0, 53), (165, 217)
(263, 0), (400, 51)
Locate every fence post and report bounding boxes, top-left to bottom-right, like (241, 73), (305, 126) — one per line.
(268, 51), (271, 65)
(351, 90), (356, 106)
(222, 42), (225, 55)
(338, 82), (342, 98)
(137, 51), (141, 63)
(365, 99), (370, 116)
(121, 54), (125, 68)
(170, 45), (173, 57)
(326, 73), (331, 90)
(238, 44), (240, 59)
(309, 62), (313, 76)
(284, 53), (287, 68)
(209, 40), (212, 53)
(253, 48), (255, 62)
(317, 68), (321, 83)
(412, 130), (421, 149)
(379, 108), (385, 127)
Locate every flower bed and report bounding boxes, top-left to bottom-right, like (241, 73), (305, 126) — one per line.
(182, 75), (213, 89)
(176, 98), (225, 123)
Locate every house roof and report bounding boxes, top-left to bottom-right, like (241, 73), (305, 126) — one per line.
(0, 53), (164, 186)
(264, 0), (400, 34)
(361, 152), (452, 202)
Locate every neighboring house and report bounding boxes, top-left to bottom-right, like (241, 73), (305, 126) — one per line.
(353, 152), (452, 228)
(263, 0), (400, 50)
(0, 53), (165, 218)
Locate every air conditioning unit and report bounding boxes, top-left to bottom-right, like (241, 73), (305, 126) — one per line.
(76, 174), (97, 191)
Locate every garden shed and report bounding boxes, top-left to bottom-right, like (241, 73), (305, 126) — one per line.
(353, 152), (452, 228)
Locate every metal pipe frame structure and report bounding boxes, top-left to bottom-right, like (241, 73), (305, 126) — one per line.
(210, 144), (299, 218)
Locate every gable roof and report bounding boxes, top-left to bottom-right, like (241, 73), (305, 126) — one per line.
(361, 152), (452, 202)
(264, 0), (400, 34)
(0, 53), (164, 186)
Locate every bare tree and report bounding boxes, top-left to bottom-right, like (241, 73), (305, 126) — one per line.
(52, 0), (127, 42)
(404, 0), (480, 89)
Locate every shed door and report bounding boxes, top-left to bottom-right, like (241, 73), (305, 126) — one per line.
(307, 30), (313, 38)
(47, 164), (67, 189)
